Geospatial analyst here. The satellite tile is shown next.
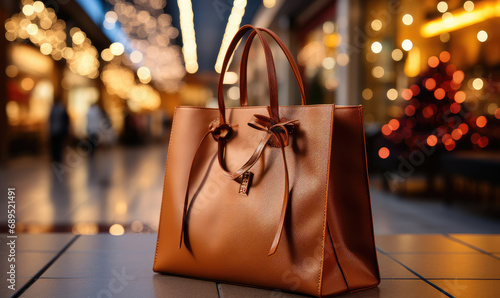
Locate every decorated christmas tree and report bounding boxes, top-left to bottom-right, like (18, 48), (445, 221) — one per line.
(379, 51), (490, 161)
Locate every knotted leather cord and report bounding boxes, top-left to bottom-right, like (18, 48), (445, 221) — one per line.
(179, 115), (298, 256)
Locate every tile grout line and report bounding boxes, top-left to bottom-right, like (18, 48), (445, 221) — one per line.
(11, 235), (80, 298)
(216, 283), (224, 298)
(444, 234), (500, 261)
(376, 247), (455, 298)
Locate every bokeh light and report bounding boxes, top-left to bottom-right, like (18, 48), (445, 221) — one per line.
(427, 135), (438, 147)
(378, 147), (390, 159)
(476, 116), (487, 128)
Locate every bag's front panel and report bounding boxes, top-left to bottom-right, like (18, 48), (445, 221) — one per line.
(154, 105), (334, 296)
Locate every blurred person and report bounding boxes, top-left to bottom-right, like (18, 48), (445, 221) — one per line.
(86, 103), (104, 156)
(49, 96), (70, 162)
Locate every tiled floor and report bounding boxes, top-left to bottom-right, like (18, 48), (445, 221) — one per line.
(1, 234), (499, 297)
(2, 145), (500, 296)
(1, 144), (499, 235)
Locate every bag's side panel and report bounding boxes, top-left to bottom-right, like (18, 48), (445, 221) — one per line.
(320, 225), (349, 296)
(323, 106), (380, 295)
(154, 105), (334, 297)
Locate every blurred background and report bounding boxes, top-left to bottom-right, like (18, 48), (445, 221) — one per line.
(0, 0), (499, 235)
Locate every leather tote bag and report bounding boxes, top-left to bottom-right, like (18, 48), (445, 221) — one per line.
(154, 25), (380, 297)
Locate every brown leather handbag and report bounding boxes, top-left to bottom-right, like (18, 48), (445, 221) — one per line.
(154, 25), (380, 297)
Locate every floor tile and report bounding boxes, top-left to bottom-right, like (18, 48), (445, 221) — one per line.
(347, 279), (446, 298)
(0, 277), (31, 297)
(68, 234), (156, 252)
(0, 234), (75, 254)
(431, 279), (500, 298)
(218, 279), (446, 298)
(391, 253), (500, 279)
(22, 275), (219, 298)
(375, 234), (477, 253)
(218, 283), (307, 297)
(6, 252), (57, 278)
(449, 234), (500, 253)
(376, 252), (417, 279)
(41, 251), (154, 279)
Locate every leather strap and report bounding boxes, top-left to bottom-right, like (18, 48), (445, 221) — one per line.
(179, 130), (213, 249)
(239, 28), (307, 106)
(217, 25), (280, 124)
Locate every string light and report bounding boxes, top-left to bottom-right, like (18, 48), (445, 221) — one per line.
(215, 0), (247, 73)
(472, 78), (483, 90)
(371, 41), (382, 53)
(372, 66), (384, 78)
(5, 1), (99, 79)
(362, 88), (373, 100)
(477, 30), (488, 42)
(263, 0), (276, 8)
(402, 14), (413, 25)
(421, 1), (500, 37)
(109, 42), (125, 55)
(437, 1), (448, 13)
(392, 49), (403, 61)
(387, 88), (398, 100)
(464, 1), (474, 12)
(371, 19), (382, 31)
(107, 0), (185, 91)
(402, 39), (413, 51)
(178, 0), (198, 73)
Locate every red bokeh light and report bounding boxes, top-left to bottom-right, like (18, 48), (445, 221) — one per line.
(388, 119), (400, 130)
(454, 91), (466, 103)
(410, 84), (420, 96)
(427, 135), (438, 146)
(458, 123), (469, 135)
(478, 136), (489, 148)
(378, 147), (390, 159)
(405, 105), (415, 116)
(476, 116), (487, 128)
(434, 88), (445, 100)
(423, 106), (434, 118)
(446, 64), (456, 76)
(471, 133), (480, 144)
(402, 89), (413, 100)
(452, 70), (464, 84)
(425, 78), (436, 90)
(428, 56), (439, 68)
(451, 129), (462, 140)
(450, 102), (461, 114)
(445, 139), (456, 151)
(381, 124), (392, 136)
(439, 51), (450, 63)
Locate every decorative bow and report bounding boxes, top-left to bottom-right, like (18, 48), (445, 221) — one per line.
(247, 114), (298, 148)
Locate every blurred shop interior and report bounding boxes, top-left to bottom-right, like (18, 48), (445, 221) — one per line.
(0, 0), (499, 233)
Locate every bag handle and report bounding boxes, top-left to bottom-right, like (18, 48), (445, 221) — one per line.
(217, 24), (281, 124)
(180, 26), (304, 256)
(239, 28), (307, 106)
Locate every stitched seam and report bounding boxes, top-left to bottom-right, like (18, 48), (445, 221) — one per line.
(153, 107), (179, 271)
(317, 105), (334, 297)
(358, 106), (381, 281)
